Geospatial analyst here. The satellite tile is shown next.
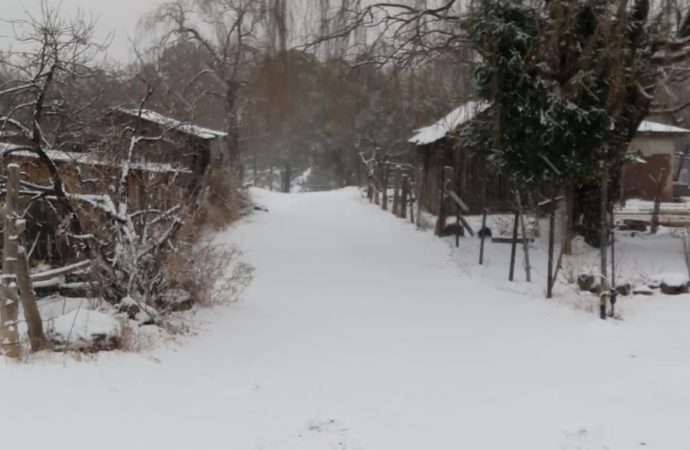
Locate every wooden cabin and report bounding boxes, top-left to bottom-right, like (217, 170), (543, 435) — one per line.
(0, 109), (227, 264)
(105, 108), (227, 179)
(411, 101), (690, 217)
(0, 144), (194, 263)
(410, 101), (512, 216)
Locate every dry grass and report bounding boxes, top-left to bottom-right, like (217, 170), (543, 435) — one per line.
(163, 237), (254, 306)
(191, 167), (243, 233)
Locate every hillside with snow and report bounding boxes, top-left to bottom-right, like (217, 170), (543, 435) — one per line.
(2, 188), (689, 450)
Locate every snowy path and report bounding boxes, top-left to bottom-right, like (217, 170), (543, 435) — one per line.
(2, 188), (690, 450)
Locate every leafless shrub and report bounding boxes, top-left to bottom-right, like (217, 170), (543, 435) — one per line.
(163, 237), (254, 307)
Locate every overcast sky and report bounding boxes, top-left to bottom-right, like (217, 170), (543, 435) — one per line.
(1, 0), (166, 61)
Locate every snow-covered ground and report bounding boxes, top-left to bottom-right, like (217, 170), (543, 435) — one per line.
(2, 187), (689, 450)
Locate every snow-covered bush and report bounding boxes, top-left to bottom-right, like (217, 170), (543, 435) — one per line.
(47, 310), (122, 352)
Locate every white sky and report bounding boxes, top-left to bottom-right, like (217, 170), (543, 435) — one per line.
(1, 0), (166, 61)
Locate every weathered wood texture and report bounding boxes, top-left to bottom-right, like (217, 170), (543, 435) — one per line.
(17, 247), (46, 351)
(1, 164), (21, 358)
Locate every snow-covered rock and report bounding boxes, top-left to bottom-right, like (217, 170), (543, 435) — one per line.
(48, 309), (121, 352)
(651, 273), (690, 295)
(577, 273), (598, 292)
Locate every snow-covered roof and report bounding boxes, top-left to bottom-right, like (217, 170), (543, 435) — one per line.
(637, 120), (690, 135)
(409, 101), (489, 146)
(0, 143), (192, 174)
(410, 101), (690, 146)
(115, 107), (227, 140)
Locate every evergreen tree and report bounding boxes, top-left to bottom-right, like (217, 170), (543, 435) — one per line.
(464, 0), (655, 246)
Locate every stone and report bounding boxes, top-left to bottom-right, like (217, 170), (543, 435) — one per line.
(661, 283), (689, 295)
(577, 274), (596, 292)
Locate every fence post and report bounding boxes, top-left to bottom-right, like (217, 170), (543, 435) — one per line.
(435, 170), (446, 236)
(547, 199), (556, 299)
(392, 168), (401, 216)
(409, 181), (415, 224)
(479, 208), (488, 265)
(382, 163), (389, 211)
(1, 164), (21, 358)
(401, 175), (409, 220)
(508, 210), (519, 282)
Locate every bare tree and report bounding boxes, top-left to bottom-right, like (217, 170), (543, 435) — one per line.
(0, 3), (205, 309)
(143, 0), (279, 174)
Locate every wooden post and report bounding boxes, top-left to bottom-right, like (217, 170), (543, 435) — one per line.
(515, 190), (532, 283)
(17, 247), (45, 352)
(455, 212), (461, 248)
(650, 168), (668, 234)
(401, 175), (409, 220)
(409, 192), (415, 224)
(1, 164), (21, 358)
(417, 155), (428, 228)
(435, 169), (446, 236)
(479, 209), (488, 265)
(547, 199), (556, 299)
(509, 210), (519, 282)
(599, 170), (609, 320)
(392, 168), (401, 217)
(382, 163), (389, 211)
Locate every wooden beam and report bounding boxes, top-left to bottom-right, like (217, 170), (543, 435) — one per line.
(445, 189), (470, 214)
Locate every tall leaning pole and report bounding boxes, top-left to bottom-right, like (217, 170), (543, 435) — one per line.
(0, 164), (22, 358)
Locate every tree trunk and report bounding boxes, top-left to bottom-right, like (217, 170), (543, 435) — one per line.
(281, 161), (292, 193)
(547, 198), (556, 298)
(563, 187), (574, 255)
(225, 81), (242, 176)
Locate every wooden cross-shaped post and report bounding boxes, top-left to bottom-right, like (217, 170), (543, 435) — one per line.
(0, 164), (46, 358)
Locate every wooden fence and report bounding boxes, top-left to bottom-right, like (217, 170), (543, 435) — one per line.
(360, 154), (418, 224)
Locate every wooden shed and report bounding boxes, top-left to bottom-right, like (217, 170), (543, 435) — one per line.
(410, 101), (512, 216)
(621, 120), (690, 202)
(411, 101), (690, 217)
(0, 143), (194, 263)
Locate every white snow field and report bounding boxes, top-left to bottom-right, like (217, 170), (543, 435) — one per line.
(2, 187), (690, 450)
